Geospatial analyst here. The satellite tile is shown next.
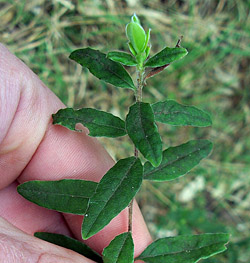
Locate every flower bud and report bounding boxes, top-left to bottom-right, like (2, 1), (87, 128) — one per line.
(126, 14), (146, 54)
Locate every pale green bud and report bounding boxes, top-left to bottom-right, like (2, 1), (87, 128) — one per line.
(126, 14), (146, 54)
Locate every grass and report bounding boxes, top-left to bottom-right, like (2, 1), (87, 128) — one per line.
(1, 0), (250, 262)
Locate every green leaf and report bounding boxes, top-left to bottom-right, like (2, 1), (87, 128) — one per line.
(144, 47), (188, 68)
(34, 232), (102, 262)
(152, 100), (212, 127)
(52, 108), (126, 138)
(82, 157), (143, 239)
(126, 102), (162, 167)
(144, 140), (213, 181)
(69, 48), (135, 90)
(107, 51), (137, 66)
(17, 179), (97, 215)
(128, 42), (137, 56)
(103, 232), (134, 263)
(136, 233), (230, 263)
(142, 28), (151, 53)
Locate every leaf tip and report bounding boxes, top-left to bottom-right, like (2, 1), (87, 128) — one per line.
(151, 154), (162, 168)
(81, 230), (93, 241)
(16, 184), (21, 194)
(69, 50), (76, 61)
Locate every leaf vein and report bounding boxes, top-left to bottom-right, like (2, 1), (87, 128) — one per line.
(21, 189), (90, 199)
(144, 142), (209, 177)
(85, 159), (137, 235)
(139, 241), (226, 258)
(137, 103), (157, 162)
(58, 116), (125, 131)
(154, 110), (209, 122)
(85, 53), (134, 89)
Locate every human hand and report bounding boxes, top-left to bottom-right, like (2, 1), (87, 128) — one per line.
(0, 43), (152, 262)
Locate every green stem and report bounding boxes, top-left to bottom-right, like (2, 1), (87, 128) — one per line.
(135, 66), (144, 102)
(128, 65), (145, 233)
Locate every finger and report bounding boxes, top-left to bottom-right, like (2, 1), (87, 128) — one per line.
(0, 43), (74, 239)
(0, 217), (95, 263)
(0, 43), (63, 189)
(0, 43), (152, 256)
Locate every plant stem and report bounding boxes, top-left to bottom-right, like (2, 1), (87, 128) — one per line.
(128, 198), (134, 232)
(128, 64), (144, 233)
(135, 65), (144, 102)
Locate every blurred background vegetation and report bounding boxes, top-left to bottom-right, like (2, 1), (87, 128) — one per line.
(1, 0), (249, 262)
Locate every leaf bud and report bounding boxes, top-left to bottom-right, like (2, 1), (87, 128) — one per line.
(126, 14), (146, 54)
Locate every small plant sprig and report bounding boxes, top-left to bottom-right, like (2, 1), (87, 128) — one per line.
(17, 14), (229, 263)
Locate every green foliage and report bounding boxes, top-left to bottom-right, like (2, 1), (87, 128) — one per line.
(107, 51), (137, 66)
(144, 47), (188, 67)
(152, 100), (212, 127)
(17, 180), (97, 215)
(15, 12), (232, 263)
(136, 233), (229, 263)
(103, 232), (134, 263)
(81, 157), (143, 239)
(34, 232), (102, 262)
(69, 48), (135, 90)
(126, 102), (162, 167)
(144, 140), (213, 181)
(53, 108), (126, 137)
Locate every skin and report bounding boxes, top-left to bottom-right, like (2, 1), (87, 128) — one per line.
(0, 43), (152, 262)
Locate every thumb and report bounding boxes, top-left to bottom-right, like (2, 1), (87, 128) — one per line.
(0, 217), (95, 263)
